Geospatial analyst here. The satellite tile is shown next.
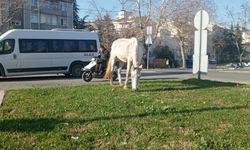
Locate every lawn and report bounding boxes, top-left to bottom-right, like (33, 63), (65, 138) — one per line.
(1, 78), (250, 149)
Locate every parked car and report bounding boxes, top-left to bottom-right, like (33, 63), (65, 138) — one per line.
(242, 62), (248, 67)
(225, 63), (239, 67)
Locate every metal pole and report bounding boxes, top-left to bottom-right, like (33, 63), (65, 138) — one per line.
(198, 10), (203, 79)
(147, 44), (149, 69)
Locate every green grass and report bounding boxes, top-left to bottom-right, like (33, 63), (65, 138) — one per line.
(1, 78), (250, 149)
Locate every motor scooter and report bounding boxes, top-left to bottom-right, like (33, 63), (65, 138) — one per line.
(82, 57), (118, 82)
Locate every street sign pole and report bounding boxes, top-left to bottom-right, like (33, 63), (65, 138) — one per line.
(147, 43), (149, 69)
(198, 10), (203, 79)
(146, 26), (152, 70)
(193, 10), (209, 79)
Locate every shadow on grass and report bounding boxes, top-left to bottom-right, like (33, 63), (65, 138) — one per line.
(0, 75), (80, 82)
(139, 78), (241, 92)
(0, 105), (248, 133)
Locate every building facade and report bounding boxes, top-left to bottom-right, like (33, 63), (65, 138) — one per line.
(1, 0), (74, 33)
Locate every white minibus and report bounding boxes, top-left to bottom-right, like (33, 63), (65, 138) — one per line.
(0, 29), (100, 77)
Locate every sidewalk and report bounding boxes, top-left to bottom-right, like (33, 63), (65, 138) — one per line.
(0, 90), (4, 106)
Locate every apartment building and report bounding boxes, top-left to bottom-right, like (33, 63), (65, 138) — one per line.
(2, 0), (74, 32)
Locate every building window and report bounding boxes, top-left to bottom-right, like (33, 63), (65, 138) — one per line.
(31, 14), (38, 23)
(10, 20), (21, 26)
(45, 1), (52, 9)
(53, 5), (57, 10)
(60, 3), (67, 11)
(31, 0), (38, 6)
(46, 16), (53, 24)
(61, 19), (67, 26)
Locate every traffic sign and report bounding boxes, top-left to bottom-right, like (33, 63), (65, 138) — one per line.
(193, 10), (209, 79)
(194, 10), (209, 30)
(194, 30), (207, 55)
(193, 55), (208, 75)
(145, 35), (152, 45)
(147, 26), (152, 35)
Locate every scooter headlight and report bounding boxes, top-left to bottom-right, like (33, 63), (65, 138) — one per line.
(91, 58), (95, 61)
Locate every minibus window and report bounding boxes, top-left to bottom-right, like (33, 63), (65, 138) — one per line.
(78, 40), (97, 52)
(19, 39), (49, 53)
(51, 40), (77, 52)
(51, 40), (65, 52)
(63, 40), (77, 52)
(2, 39), (15, 54)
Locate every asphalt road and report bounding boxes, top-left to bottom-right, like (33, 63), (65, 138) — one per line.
(200, 68), (250, 85)
(0, 68), (250, 90)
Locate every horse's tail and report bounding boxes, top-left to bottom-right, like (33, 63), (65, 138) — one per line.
(103, 58), (112, 79)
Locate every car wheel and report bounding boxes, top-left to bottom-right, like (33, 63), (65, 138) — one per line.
(71, 64), (83, 77)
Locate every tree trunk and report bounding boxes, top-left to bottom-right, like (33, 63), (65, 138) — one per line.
(180, 40), (186, 68)
(235, 39), (242, 66)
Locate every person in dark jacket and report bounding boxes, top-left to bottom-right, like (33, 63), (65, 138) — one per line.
(95, 45), (110, 75)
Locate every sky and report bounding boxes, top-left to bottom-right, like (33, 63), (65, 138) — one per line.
(78, 0), (244, 24)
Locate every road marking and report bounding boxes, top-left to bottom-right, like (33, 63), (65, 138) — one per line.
(219, 70), (250, 73)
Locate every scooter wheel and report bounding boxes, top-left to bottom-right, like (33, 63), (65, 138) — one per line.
(82, 71), (92, 82)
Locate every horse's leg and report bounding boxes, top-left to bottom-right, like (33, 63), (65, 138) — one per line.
(109, 55), (116, 86)
(124, 60), (132, 89)
(118, 61), (124, 86)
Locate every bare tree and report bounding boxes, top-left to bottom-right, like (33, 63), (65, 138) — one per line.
(88, 0), (119, 50)
(126, 0), (217, 68)
(88, 0), (174, 49)
(125, 0), (172, 47)
(0, 0), (46, 34)
(225, 1), (250, 66)
(211, 25), (227, 61)
(163, 0), (218, 68)
(0, 0), (27, 33)
(95, 13), (119, 50)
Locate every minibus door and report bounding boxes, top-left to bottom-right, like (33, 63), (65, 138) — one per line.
(0, 39), (18, 75)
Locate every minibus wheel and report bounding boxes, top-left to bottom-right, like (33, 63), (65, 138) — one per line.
(71, 64), (83, 77)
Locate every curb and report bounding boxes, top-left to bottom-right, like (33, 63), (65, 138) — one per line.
(0, 90), (4, 106)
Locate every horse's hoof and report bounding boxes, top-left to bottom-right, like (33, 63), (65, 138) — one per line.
(132, 88), (138, 91)
(123, 86), (127, 89)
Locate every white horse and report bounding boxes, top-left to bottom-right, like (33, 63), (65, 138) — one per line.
(103, 37), (143, 91)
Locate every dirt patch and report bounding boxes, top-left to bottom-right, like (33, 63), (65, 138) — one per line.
(163, 140), (196, 149)
(64, 111), (78, 118)
(173, 126), (198, 136)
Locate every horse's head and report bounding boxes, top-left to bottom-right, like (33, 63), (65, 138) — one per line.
(131, 65), (143, 91)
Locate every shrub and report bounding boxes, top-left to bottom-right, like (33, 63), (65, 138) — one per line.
(152, 45), (178, 67)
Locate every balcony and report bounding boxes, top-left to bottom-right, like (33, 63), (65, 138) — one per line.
(40, 23), (67, 30)
(40, 7), (67, 17)
(31, 5), (67, 17)
(31, 23), (67, 30)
